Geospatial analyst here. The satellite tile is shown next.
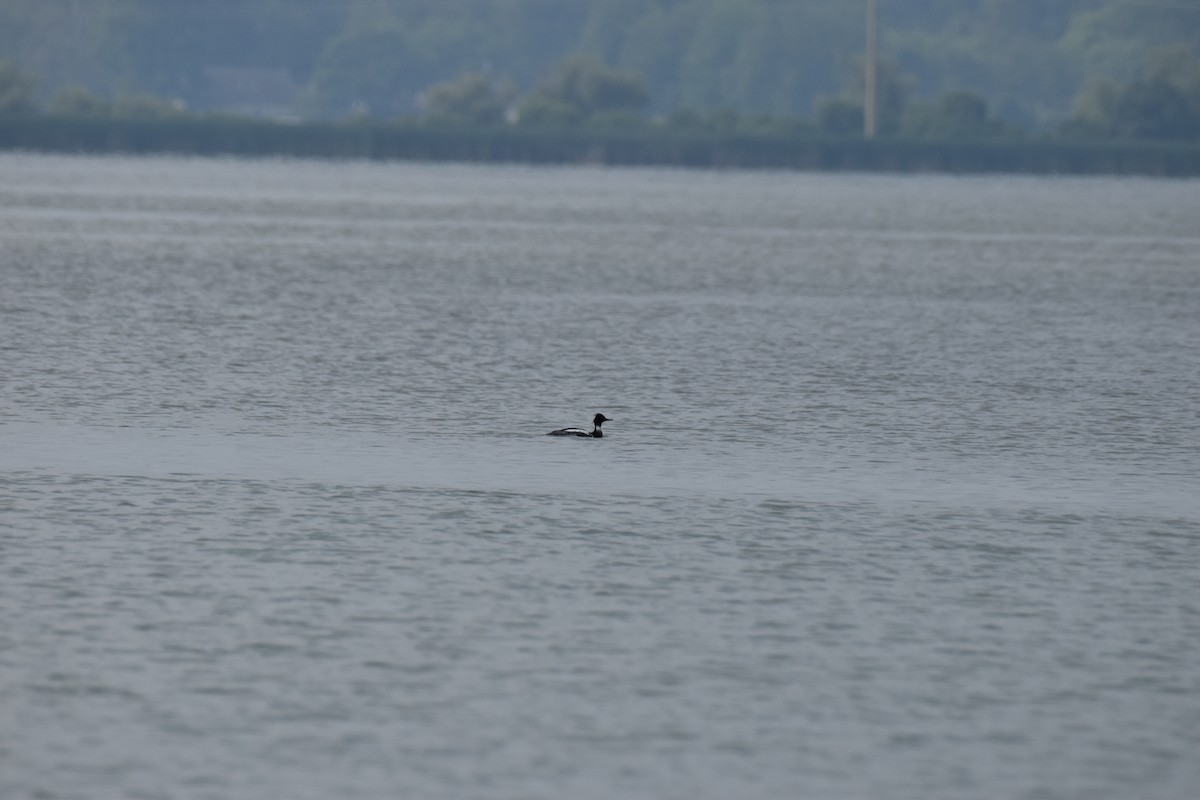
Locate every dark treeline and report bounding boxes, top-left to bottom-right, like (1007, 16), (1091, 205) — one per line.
(3, 1), (1199, 173)
(3, 115), (1198, 176)
(3, 0), (1200, 133)
(4, 45), (1200, 145)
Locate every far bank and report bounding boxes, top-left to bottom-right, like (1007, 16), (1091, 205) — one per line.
(2, 116), (1198, 176)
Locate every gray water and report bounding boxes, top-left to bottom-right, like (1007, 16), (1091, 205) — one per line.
(2, 152), (1198, 800)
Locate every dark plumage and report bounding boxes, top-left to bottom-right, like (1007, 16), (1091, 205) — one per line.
(547, 413), (611, 438)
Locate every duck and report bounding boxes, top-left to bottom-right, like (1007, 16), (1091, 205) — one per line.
(547, 413), (611, 438)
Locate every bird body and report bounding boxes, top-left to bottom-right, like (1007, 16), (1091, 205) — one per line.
(547, 413), (611, 438)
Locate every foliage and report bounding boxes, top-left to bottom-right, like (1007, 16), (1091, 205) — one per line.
(815, 98), (864, 137)
(0, 59), (38, 113)
(856, 58), (913, 136)
(1069, 79), (1199, 140)
(902, 91), (1010, 140)
(4, 114), (1199, 176)
(889, 0), (1081, 126)
(662, 107), (810, 137)
(111, 92), (187, 120)
(1059, 2), (1198, 82)
(47, 86), (111, 116)
(515, 56), (647, 127)
(1064, 45), (1200, 140)
(3, 1), (1200, 132)
(422, 73), (512, 126)
(1111, 81), (1199, 140)
(113, 0), (348, 103)
(812, 57), (913, 137)
(305, 24), (423, 118)
(664, 108), (740, 135)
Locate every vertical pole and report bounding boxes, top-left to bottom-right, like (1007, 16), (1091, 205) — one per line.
(865, 0), (878, 138)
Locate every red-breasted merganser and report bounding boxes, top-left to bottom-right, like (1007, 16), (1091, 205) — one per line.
(547, 413), (611, 438)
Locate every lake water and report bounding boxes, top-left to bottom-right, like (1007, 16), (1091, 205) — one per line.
(2, 152), (1198, 799)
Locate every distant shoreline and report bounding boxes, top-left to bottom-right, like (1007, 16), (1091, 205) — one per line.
(2, 116), (1198, 176)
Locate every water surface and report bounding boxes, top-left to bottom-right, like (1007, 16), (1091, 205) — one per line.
(2, 153), (1199, 799)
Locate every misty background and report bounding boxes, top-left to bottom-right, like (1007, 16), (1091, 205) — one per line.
(2, 0), (1200, 146)
(2, 0), (1199, 135)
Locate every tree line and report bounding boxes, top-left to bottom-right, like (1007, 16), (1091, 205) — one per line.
(4, 45), (1199, 144)
(2, 0), (1200, 137)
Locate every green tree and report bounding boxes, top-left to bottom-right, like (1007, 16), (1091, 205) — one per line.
(305, 24), (431, 118)
(1065, 44), (1200, 140)
(1146, 43), (1200, 127)
(598, 1), (698, 111)
(48, 86), (111, 116)
(1060, 1), (1197, 83)
(1110, 80), (1198, 139)
(819, 57), (911, 136)
(111, 92), (187, 119)
(0, 60), (39, 114)
(815, 97), (863, 136)
(1146, 44), (1200, 95)
(116, 0), (348, 107)
(861, 58), (912, 136)
(903, 90), (1007, 140)
(515, 55), (647, 127)
(4, 1), (1200, 130)
(423, 72), (511, 126)
(664, 108), (742, 134)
